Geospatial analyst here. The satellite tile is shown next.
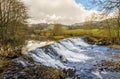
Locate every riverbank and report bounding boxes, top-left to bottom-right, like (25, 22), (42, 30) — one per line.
(82, 35), (120, 49)
(109, 45), (120, 49)
(0, 60), (65, 79)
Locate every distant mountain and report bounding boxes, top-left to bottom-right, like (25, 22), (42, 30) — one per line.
(27, 18), (117, 30)
(72, 23), (84, 26)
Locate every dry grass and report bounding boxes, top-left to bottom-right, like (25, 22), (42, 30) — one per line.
(103, 60), (120, 71)
(109, 45), (120, 49)
(114, 54), (120, 58)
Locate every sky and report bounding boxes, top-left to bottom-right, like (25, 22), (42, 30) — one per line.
(75, 0), (90, 8)
(22, 0), (100, 25)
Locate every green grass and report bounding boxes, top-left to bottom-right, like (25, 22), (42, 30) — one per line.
(63, 29), (120, 38)
(32, 27), (120, 44)
(63, 29), (105, 37)
(46, 25), (69, 30)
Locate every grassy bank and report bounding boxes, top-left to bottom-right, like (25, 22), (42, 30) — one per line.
(36, 29), (120, 46)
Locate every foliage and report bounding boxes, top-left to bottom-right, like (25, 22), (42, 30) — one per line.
(0, 0), (28, 57)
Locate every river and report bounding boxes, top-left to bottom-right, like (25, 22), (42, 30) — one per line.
(11, 37), (120, 79)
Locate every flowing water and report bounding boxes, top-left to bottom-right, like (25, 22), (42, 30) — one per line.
(16, 37), (120, 79)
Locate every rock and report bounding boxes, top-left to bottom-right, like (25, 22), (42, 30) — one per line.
(62, 68), (76, 78)
(0, 67), (3, 73)
(59, 55), (67, 63)
(0, 61), (65, 79)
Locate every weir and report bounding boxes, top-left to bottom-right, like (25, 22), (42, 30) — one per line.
(15, 37), (120, 79)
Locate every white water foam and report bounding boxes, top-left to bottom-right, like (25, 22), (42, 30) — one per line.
(22, 40), (54, 54)
(16, 37), (120, 79)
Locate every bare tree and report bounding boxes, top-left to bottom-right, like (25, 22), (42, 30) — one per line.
(0, 0), (27, 46)
(90, 0), (120, 44)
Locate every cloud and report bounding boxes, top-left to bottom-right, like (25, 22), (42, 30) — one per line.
(22, 0), (100, 25)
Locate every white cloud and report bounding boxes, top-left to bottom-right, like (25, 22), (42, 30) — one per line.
(22, 0), (100, 25)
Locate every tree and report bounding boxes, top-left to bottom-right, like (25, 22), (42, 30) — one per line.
(90, 0), (120, 44)
(90, 0), (120, 12)
(52, 24), (64, 36)
(0, 0), (27, 46)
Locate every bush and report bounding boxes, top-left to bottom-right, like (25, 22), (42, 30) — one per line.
(0, 45), (22, 58)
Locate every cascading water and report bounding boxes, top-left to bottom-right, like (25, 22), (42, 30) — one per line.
(16, 37), (120, 79)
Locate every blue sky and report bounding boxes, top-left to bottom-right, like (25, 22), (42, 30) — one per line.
(75, 0), (98, 10)
(75, 0), (90, 8)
